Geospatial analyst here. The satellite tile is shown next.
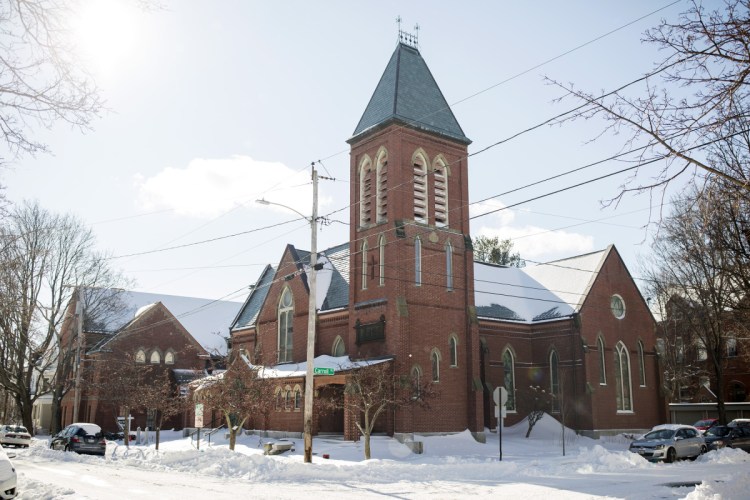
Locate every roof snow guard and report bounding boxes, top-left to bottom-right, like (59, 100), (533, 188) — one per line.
(349, 43), (470, 145)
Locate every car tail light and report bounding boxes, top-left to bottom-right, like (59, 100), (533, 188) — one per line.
(71, 436), (80, 443)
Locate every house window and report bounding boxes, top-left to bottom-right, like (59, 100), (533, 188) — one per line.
(729, 381), (747, 402)
(431, 350), (440, 382)
(165, 351), (175, 365)
(550, 350), (560, 413)
(637, 340), (646, 386)
(278, 288), (294, 363)
(284, 386), (292, 411)
(359, 156), (373, 226)
(614, 342), (633, 412)
(433, 157), (448, 227)
(445, 241), (453, 291)
(727, 336), (738, 357)
(361, 240), (368, 290)
(378, 235), (385, 286)
(503, 349), (516, 411)
(415, 237), (422, 286)
(332, 336), (346, 357)
(597, 337), (606, 385)
(449, 336), (458, 367)
(376, 148), (388, 223)
(150, 351), (161, 364)
(413, 151), (428, 223)
(274, 387), (282, 411)
(135, 349), (146, 364)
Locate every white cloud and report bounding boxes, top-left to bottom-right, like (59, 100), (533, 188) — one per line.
(134, 156), (324, 218)
(469, 199), (515, 226)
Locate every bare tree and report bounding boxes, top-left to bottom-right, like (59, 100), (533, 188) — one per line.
(645, 186), (743, 423)
(137, 369), (191, 451)
(0, 201), (127, 434)
(192, 360), (274, 451)
(549, 0), (750, 207)
(472, 236), (524, 267)
(320, 362), (435, 460)
(523, 385), (553, 438)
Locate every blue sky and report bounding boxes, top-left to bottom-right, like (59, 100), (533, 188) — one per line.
(4, 0), (701, 301)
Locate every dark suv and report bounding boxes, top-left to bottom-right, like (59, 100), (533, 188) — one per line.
(704, 425), (750, 452)
(49, 423), (106, 456)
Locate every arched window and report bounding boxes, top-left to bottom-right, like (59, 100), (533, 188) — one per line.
(503, 349), (516, 411)
(550, 350), (560, 413)
(150, 350), (161, 364)
(375, 148), (388, 223)
(415, 237), (422, 286)
(449, 336), (458, 367)
(165, 351), (175, 365)
(274, 387), (282, 411)
(614, 342), (633, 412)
(293, 385), (302, 410)
(361, 240), (368, 290)
(378, 235), (385, 286)
(413, 151), (428, 223)
(433, 157), (448, 227)
(411, 365), (423, 399)
(445, 241), (453, 291)
(637, 340), (646, 386)
(431, 349), (440, 382)
(284, 385), (292, 410)
(332, 336), (346, 357)
(597, 336), (606, 385)
(135, 349), (146, 364)
(278, 288), (294, 363)
(359, 156), (373, 226)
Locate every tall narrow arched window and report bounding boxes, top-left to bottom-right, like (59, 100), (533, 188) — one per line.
(378, 235), (385, 286)
(433, 157), (448, 227)
(550, 350), (560, 412)
(431, 349), (441, 382)
(449, 336), (458, 367)
(165, 351), (175, 365)
(375, 148), (388, 223)
(503, 349), (516, 411)
(637, 340), (646, 387)
(445, 241), (453, 291)
(150, 351), (161, 364)
(415, 237), (422, 286)
(597, 336), (606, 385)
(278, 288), (294, 363)
(411, 365), (423, 399)
(358, 156), (373, 226)
(413, 151), (428, 223)
(614, 342), (633, 411)
(361, 240), (368, 290)
(135, 349), (146, 364)
(332, 336), (345, 357)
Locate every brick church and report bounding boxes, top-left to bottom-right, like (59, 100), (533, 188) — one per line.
(229, 39), (665, 439)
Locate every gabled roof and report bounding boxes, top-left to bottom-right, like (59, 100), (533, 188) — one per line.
(82, 289), (242, 355)
(474, 247), (610, 323)
(350, 43), (470, 145)
(230, 243), (351, 331)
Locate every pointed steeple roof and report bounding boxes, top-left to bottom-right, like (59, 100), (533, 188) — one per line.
(349, 43), (470, 145)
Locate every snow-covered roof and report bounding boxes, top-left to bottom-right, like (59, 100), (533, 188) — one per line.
(85, 290), (242, 355)
(474, 247), (609, 323)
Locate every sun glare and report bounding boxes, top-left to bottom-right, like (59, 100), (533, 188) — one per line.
(70, 0), (140, 76)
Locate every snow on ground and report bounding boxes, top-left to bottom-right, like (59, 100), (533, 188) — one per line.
(9, 415), (750, 499)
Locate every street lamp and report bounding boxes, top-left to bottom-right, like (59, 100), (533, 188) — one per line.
(256, 166), (319, 463)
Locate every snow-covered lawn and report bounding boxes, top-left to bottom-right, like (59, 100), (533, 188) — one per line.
(10, 415), (750, 499)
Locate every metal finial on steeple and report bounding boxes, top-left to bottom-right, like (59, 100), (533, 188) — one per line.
(396, 17), (420, 49)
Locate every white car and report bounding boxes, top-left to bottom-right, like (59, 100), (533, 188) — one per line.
(0, 426), (30, 449)
(0, 447), (17, 499)
(629, 424), (706, 463)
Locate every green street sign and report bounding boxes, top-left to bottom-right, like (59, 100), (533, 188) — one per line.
(314, 367), (335, 376)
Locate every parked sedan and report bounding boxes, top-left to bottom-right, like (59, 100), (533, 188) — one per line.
(692, 418), (718, 434)
(49, 423), (106, 456)
(704, 425), (750, 452)
(629, 424), (706, 463)
(0, 426), (30, 449)
(0, 447), (17, 499)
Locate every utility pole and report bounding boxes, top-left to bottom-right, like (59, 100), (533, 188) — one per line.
(303, 165), (318, 463)
(72, 287), (84, 423)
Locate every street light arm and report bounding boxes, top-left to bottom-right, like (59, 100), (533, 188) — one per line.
(255, 198), (311, 222)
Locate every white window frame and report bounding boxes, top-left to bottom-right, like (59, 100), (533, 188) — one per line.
(445, 241), (453, 291)
(278, 287), (294, 363)
(614, 341), (633, 412)
(415, 237), (422, 286)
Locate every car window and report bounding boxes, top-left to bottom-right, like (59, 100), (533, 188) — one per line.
(675, 429), (686, 438)
(707, 426), (729, 437)
(685, 429), (697, 438)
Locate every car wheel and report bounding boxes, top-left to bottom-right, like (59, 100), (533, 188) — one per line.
(701, 445), (707, 454)
(665, 447), (677, 463)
